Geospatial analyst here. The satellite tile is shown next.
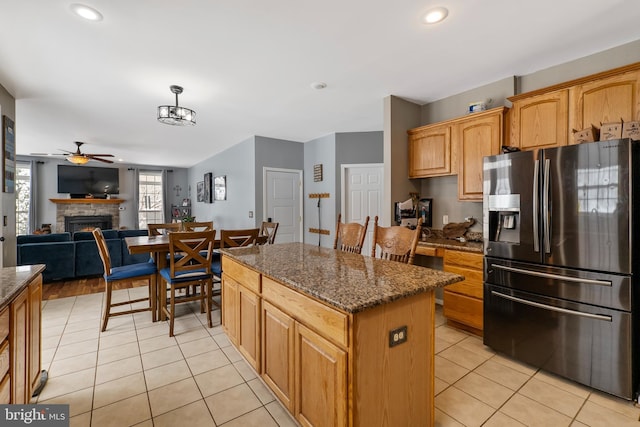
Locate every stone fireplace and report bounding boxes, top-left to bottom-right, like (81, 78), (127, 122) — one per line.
(51, 198), (123, 233)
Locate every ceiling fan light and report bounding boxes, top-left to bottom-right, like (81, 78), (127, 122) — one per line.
(157, 85), (196, 126)
(66, 155), (90, 165)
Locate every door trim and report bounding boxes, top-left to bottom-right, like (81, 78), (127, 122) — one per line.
(263, 167), (304, 242)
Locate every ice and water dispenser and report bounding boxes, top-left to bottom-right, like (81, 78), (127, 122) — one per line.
(487, 194), (520, 243)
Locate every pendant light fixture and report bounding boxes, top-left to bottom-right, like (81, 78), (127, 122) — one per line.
(157, 85), (196, 126)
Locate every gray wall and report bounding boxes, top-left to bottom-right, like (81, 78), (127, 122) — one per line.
(189, 137), (256, 229)
(18, 155), (187, 231)
(384, 96), (421, 227)
(303, 134), (336, 246)
(254, 136), (304, 223)
(0, 84), (16, 265)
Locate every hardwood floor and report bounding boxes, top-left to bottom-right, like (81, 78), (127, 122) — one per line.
(42, 276), (147, 300)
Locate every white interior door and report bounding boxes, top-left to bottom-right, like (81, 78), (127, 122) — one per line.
(264, 168), (303, 243)
(342, 164), (383, 256)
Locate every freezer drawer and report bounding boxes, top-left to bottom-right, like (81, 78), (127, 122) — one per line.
(485, 257), (631, 311)
(484, 284), (636, 400)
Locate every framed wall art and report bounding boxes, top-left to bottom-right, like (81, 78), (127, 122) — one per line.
(2, 116), (15, 193)
(214, 175), (226, 201)
(196, 181), (204, 202)
(203, 172), (212, 203)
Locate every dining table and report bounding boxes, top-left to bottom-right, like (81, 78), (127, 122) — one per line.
(125, 233), (268, 321)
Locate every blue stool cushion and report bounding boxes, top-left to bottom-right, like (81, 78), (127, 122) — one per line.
(106, 261), (157, 282)
(211, 259), (222, 276)
(160, 267), (212, 284)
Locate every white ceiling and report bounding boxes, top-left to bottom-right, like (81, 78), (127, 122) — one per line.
(1, 0), (639, 167)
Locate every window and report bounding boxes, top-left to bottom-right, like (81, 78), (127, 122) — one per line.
(16, 161), (31, 235)
(138, 170), (164, 229)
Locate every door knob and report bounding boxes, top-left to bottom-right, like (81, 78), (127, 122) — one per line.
(0, 237), (5, 242)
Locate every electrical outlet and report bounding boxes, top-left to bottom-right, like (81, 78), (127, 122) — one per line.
(443, 215), (449, 225)
(389, 326), (408, 348)
(249, 211), (254, 218)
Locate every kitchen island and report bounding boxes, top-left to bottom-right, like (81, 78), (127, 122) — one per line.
(220, 243), (463, 427)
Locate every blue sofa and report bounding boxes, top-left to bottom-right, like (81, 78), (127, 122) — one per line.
(17, 229), (150, 283)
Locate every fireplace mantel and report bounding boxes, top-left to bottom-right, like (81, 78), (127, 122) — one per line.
(50, 198), (124, 204)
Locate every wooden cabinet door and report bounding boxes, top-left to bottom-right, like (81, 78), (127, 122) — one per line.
(510, 90), (568, 150)
(569, 70), (640, 138)
(221, 276), (239, 345)
(295, 323), (347, 427)
(261, 300), (295, 412)
(28, 277), (42, 397)
(10, 287), (28, 404)
(443, 250), (484, 333)
(238, 285), (260, 372)
(456, 110), (503, 200)
(408, 125), (453, 178)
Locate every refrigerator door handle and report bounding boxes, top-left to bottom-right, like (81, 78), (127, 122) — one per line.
(491, 291), (613, 321)
(492, 264), (612, 286)
(543, 158), (551, 254)
(533, 159), (540, 253)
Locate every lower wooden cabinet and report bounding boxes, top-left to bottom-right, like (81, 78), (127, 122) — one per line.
(11, 287), (28, 404)
(237, 284), (260, 371)
(221, 275), (239, 345)
(442, 250), (484, 334)
(261, 301), (295, 411)
(0, 272), (42, 404)
(295, 323), (347, 427)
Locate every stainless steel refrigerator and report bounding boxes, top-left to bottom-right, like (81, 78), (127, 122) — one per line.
(483, 138), (639, 401)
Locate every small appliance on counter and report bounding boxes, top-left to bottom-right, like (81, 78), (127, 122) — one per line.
(394, 199), (416, 227)
(418, 198), (433, 228)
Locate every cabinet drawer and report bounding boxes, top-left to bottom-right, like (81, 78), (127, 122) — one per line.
(444, 250), (483, 269)
(0, 373), (8, 404)
(222, 257), (261, 294)
(443, 290), (483, 331)
(0, 308), (8, 343)
(0, 340), (8, 379)
(415, 246), (442, 257)
(262, 277), (348, 348)
(443, 266), (483, 298)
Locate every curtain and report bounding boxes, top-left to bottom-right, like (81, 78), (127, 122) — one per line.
(29, 160), (39, 234)
(162, 169), (169, 223)
(132, 168), (140, 228)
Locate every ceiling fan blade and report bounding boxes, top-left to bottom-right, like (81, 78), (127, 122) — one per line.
(30, 152), (66, 156)
(88, 156), (114, 164)
(84, 154), (114, 157)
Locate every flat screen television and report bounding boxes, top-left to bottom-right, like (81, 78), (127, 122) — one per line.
(57, 165), (119, 198)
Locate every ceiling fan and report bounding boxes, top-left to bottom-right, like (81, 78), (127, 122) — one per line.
(33, 141), (115, 164)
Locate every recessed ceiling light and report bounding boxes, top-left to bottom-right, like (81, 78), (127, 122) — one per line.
(310, 82), (327, 90)
(70, 4), (103, 21)
(424, 7), (448, 24)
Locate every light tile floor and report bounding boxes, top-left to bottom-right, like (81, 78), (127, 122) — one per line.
(38, 288), (640, 426)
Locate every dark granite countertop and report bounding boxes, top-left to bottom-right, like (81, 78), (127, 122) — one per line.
(220, 243), (463, 314)
(417, 238), (483, 254)
(0, 264), (46, 310)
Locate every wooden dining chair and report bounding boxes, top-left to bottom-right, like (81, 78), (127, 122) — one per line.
(219, 228), (260, 248)
(159, 230), (215, 336)
(370, 216), (423, 265)
(93, 228), (157, 332)
(148, 222), (181, 236)
(333, 213), (369, 254)
(183, 221), (214, 232)
(258, 221), (279, 244)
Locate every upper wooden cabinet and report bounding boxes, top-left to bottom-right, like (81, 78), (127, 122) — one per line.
(509, 62), (640, 150)
(407, 124), (453, 178)
(455, 108), (506, 200)
(408, 107), (507, 200)
(569, 69), (640, 133)
(509, 90), (569, 150)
